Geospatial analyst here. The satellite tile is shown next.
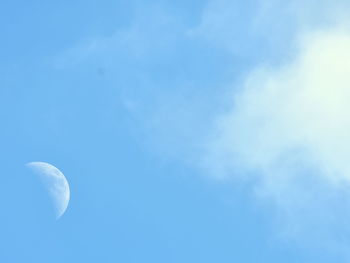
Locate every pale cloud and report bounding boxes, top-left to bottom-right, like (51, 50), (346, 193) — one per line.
(203, 26), (350, 249)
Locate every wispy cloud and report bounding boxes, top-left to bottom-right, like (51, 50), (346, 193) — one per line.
(53, 4), (187, 69)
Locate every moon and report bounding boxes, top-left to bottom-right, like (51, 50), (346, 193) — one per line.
(26, 162), (70, 220)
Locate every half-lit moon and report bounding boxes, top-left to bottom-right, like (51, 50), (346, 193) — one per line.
(26, 162), (70, 219)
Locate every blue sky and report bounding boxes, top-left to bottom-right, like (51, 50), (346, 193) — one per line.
(2, 0), (350, 262)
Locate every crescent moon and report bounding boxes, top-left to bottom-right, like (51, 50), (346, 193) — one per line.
(26, 162), (70, 220)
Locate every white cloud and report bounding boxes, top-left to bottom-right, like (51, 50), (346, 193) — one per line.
(203, 25), (350, 249)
